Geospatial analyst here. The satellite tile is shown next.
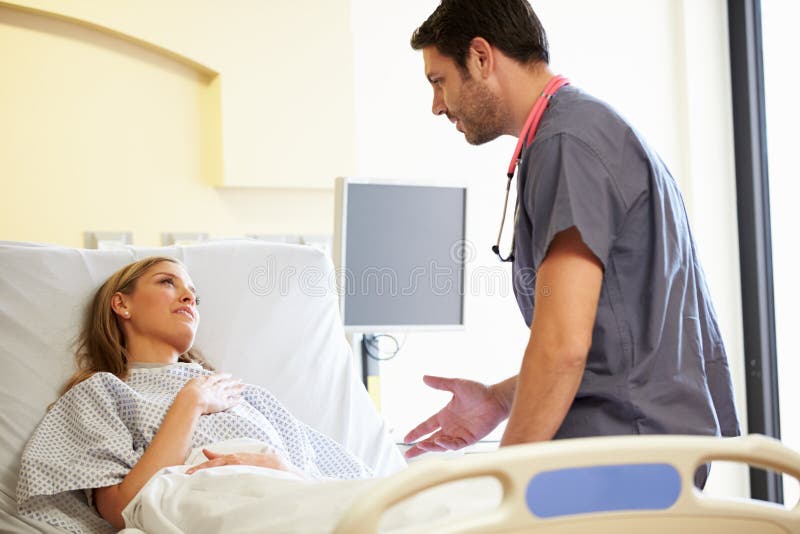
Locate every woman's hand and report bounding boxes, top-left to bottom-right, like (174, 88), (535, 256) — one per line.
(185, 449), (292, 475)
(178, 373), (245, 415)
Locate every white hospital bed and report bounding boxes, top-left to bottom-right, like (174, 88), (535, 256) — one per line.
(337, 433), (800, 533)
(0, 239), (405, 532)
(1, 240), (798, 533)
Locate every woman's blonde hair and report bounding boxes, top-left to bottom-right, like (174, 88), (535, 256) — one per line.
(59, 256), (213, 396)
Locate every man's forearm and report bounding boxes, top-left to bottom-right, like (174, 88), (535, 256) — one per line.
(500, 346), (586, 446)
(499, 227), (601, 446)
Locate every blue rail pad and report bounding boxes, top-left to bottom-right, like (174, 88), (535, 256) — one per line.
(526, 463), (681, 518)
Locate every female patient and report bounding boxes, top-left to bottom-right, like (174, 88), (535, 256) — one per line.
(17, 257), (370, 533)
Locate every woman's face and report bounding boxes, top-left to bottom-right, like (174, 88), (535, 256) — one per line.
(114, 261), (200, 357)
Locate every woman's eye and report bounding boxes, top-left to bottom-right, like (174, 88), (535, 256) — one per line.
(160, 278), (175, 286)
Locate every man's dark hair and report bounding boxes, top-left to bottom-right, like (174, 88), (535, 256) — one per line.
(410, 0), (549, 72)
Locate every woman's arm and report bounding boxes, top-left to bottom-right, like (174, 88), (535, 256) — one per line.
(94, 374), (243, 530)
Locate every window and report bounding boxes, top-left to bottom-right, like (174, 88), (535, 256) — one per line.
(729, 0), (800, 504)
(761, 0), (799, 507)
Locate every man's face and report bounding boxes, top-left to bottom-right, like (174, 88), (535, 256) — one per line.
(423, 46), (508, 145)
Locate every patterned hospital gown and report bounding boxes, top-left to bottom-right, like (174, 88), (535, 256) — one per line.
(16, 362), (371, 533)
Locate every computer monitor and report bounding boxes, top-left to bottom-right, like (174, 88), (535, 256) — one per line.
(333, 177), (467, 332)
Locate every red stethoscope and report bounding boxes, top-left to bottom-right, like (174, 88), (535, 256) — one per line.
(492, 74), (570, 262)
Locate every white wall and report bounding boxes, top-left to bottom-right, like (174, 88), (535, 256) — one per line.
(350, 0), (748, 498)
(350, 0), (528, 444)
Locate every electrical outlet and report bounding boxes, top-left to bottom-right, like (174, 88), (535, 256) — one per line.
(161, 232), (209, 246)
(84, 231), (132, 250)
(246, 234), (303, 244)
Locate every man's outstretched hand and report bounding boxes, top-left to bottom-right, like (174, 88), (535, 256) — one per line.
(403, 375), (509, 459)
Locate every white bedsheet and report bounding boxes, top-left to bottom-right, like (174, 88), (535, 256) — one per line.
(120, 440), (501, 534)
(121, 464), (370, 533)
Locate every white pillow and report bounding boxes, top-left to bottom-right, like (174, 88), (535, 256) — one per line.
(0, 240), (405, 528)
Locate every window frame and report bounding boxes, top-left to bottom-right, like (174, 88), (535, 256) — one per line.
(727, 0), (782, 504)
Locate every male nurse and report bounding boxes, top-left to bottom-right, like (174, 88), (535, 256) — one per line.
(403, 0), (740, 471)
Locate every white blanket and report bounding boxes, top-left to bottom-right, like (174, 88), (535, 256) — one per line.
(121, 440), (501, 533)
(121, 464), (370, 533)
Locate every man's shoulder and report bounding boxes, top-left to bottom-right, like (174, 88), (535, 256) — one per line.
(541, 86), (632, 143)
(527, 86), (654, 187)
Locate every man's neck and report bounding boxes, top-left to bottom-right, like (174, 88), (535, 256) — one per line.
(503, 62), (555, 137)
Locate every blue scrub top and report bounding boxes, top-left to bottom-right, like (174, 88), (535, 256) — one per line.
(512, 85), (740, 439)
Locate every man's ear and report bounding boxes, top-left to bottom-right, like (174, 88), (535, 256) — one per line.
(468, 37), (495, 79)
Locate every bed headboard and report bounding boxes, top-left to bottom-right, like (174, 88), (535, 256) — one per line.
(0, 240), (405, 530)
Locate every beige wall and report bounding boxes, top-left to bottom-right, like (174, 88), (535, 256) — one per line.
(0, 1), (350, 247)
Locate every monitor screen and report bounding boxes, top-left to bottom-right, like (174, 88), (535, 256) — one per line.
(333, 178), (466, 331)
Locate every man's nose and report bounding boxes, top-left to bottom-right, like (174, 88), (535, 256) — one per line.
(432, 95), (447, 116)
